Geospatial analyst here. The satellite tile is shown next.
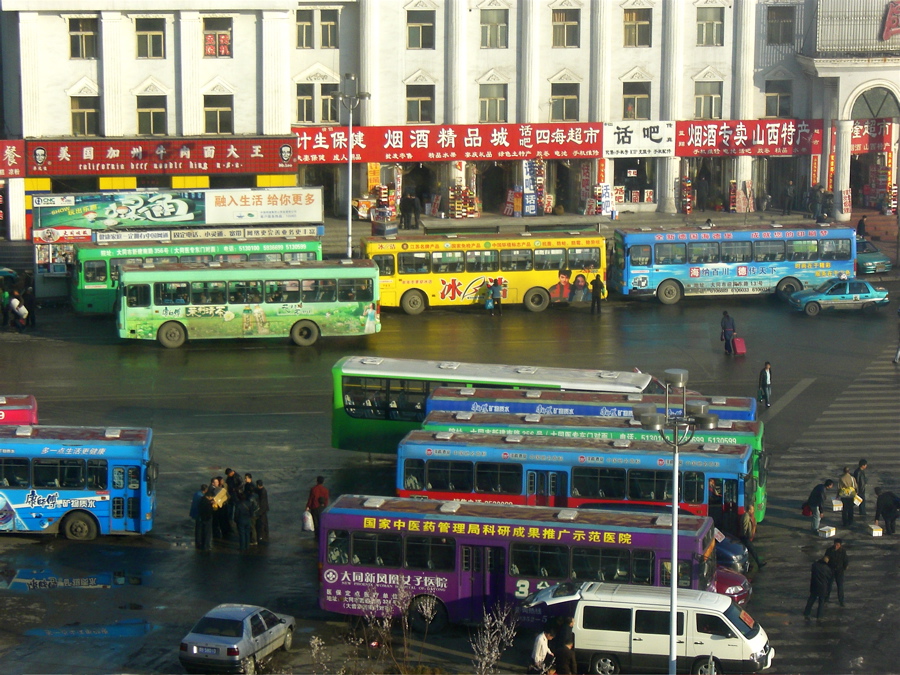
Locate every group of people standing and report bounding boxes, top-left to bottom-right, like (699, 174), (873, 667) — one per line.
(530, 616), (577, 674)
(190, 468), (269, 553)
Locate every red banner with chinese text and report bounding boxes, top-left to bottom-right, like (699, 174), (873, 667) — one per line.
(675, 119), (823, 157)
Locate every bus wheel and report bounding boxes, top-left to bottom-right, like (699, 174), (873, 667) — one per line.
(804, 301), (821, 317)
(63, 512), (98, 541)
(400, 290), (427, 315)
(290, 320), (320, 346)
(776, 277), (801, 299)
(409, 595), (448, 634)
(657, 280), (682, 304)
(157, 321), (186, 348)
(590, 653), (621, 674)
(523, 287), (550, 312)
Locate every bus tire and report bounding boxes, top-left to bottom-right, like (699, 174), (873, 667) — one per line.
(590, 653), (621, 674)
(157, 321), (186, 348)
(691, 657), (722, 674)
(400, 290), (427, 315)
(523, 287), (550, 312)
(776, 277), (801, 299)
(409, 595), (448, 634)
(290, 320), (320, 346)
(62, 512), (99, 541)
(804, 301), (821, 317)
(657, 279), (682, 304)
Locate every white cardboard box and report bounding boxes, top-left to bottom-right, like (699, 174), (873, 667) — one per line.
(854, 494), (864, 506)
(870, 524), (883, 537)
(818, 526), (836, 538)
(832, 499), (843, 511)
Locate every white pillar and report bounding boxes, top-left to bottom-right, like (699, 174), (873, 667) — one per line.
(359, 0), (376, 126)
(731, 0), (756, 209)
(657, 0), (684, 214)
(261, 11), (291, 135)
(6, 178), (26, 241)
(100, 12), (124, 137)
(519, 2), (539, 121)
(446, 0), (467, 124)
(178, 12), (203, 136)
(833, 120), (853, 221)
(18, 13), (41, 137)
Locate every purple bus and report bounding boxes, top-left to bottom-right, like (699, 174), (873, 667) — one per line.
(319, 494), (716, 631)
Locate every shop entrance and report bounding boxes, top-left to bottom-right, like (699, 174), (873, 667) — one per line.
(850, 154), (884, 209)
(480, 165), (507, 213)
(301, 165), (335, 216)
(404, 165), (437, 213)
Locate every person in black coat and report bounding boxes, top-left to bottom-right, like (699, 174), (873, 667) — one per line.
(197, 493), (215, 552)
(255, 479), (269, 543)
(824, 539), (848, 606)
(807, 479), (834, 533)
(874, 487), (898, 534)
(554, 638), (578, 675)
(853, 459), (868, 517)
(803, 556), (833, 621)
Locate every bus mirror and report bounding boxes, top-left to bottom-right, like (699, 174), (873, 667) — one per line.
(147, 462), (159, 481)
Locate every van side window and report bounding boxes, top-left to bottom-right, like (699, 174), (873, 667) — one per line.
(582, 606), (631, 632)
(696, 613), (732, 638)
(635, 610), (684, 635)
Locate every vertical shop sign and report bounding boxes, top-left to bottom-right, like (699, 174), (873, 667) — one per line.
(580, 163), (592, 202)
(522, 161), (537, 216)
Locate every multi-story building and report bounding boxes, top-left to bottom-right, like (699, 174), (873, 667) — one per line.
(0, 0), (897, 247)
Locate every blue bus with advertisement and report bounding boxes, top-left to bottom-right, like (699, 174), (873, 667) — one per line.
(610, 224), (857, 304)
(0, 425), (156, 540)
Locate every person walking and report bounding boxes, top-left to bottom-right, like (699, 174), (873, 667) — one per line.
(853, 459), (868, 517)
(874, 486), (898, 535)
(695, 175), (709, 212)
(758, 362), (772, 408)
(197, 492), (215, 552)
(306, 475), (330, 534)
(782, 179), (795, 216)
(255, 479), (269, 544)
(812, 186), (825, 221)
(856, 214), (868, 237)
(399, 189), (415, 230)
(838, 466), (858, 526)
(803, 556), (833, 623)
(490, 278), (503, 317)
(807, 478), (834, 533)
(190, 484), (208, 549)
(590, 274), (604, 315)
(824, 539), (848, 607)
(740, 503), (766, 570)
(529, 627), (555, 674)
(720, 311), (736, 355)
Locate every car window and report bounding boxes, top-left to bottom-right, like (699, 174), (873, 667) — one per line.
(250, 613), (267, 638)
(191, 617), (243, 638)
(827, 283), (847, 295)
(696, 612), (733, 637)
(260, 609), (281, 629)
(848, 282), (868, 295)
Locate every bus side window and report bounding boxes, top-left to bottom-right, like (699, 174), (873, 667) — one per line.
(326, 530), (350, 565)
(87, 460), (108, 490)
(404, 459), (425, 491)
(127, 284), (151, 308)
(84, 260), (107, 283)
(630, 245), (651, 266)
(500, 249), (533, 272)
(372, 255), (395, 276)
(0, 458), (29, 488)
(682, 471), (704, 504)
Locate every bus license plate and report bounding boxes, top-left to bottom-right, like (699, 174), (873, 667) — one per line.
(197, 647), (218, 655)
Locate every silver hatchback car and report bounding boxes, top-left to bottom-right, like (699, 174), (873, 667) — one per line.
(179, 604), (295, 674)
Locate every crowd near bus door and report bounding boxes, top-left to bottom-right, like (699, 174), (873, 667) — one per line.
(708, 477), (738, 533)
(110, 463), (141, 532)
(526, 471), (566, 507)
(462, 545), (505, 618)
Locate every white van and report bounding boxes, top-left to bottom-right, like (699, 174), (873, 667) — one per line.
(524, 582), (774, 674)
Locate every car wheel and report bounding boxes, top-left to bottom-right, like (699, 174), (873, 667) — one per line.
(63, 512), (99, 541)
(290, 320), (319, 346)
(657, 279), (682, 304)
(591, 653), (620, 674)
(241, 656), (256, 675)
(400, 290), (426, 315)
(282, 627), (293, 651)
(862, 302), (877, 314)
(692, 657), (722, 674)
(804, 301), (821, 317)
(157, 321), (186, 348)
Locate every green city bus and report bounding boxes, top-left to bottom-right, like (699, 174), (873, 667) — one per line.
(421, 410), (767, 521)
(116, 260), (380, 348)
(72, 237), (323, 314)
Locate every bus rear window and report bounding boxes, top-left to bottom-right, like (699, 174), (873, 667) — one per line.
(500, 249), (533, 271)
(83, 260), (107, 283)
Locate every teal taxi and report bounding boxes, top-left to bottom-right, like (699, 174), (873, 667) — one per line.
(788, 275), (889, 316)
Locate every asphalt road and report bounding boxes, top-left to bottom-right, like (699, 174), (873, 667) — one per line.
(0, 286), (898, 674)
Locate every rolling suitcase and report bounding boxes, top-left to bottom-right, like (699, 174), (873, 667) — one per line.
(732, 337), (747, 355)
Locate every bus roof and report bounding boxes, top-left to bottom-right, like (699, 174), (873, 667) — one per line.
(401, 429), (753, 461)
(327, 494), (712, 535)
(74, 236), (321, 252)
(423, 410), (761, 435)
(0, 425), (151, 444)
(118, 259), (377, 275)
(361, 232), (604, 245)
(429, 387), (751, 410)
(614, 223), (855, 236)
(335, 356), (654, 393)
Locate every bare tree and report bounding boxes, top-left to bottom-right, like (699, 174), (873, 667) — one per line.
(470, 602), (519, 675)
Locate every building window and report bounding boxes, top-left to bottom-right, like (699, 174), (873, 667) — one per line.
(204, 94), (233, 134)
(321, 9), (339, 48)
(550, 83), (579, 122)
(694, 81), (722, 119)
(137, 95), (167, 135)
(696, 7), (723, 46)
(296, 9), (313, 48)
(321, 84), (339, 123)
(479, 84), (508, 123)
(552, 9), (580, 48)
(71, 96), (100, 136)
(296, 84), (314, 122)
(203, 17), (232, 58)
(764, 80), (792, 117)
(624, 9), (651, 47)
(623, 82), (650, 120)
(766, 6), (794, 45)
(407, 10), (435, 49)
(481, 9), (508, 49)
(136, 18), (165, 58)
(69, 18), (98, 59)
(406, 85), (434, 123)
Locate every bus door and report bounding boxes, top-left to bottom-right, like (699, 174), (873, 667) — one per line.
(109, 464), (141, 533)
(461, 545), (505, 620)
(707, 477), (739, 535)
(526, 471), (567, 507)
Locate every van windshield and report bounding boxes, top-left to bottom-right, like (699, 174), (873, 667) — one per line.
(724, 603), (760, 640)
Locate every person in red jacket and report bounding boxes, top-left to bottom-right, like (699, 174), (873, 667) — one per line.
(306, 475), (330, 533)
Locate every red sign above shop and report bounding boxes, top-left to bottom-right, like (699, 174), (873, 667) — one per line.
(290, 123), (603, 164)
(849, 118), (893, 153)
(24, 137), (298, 177)
(675, 119), (823, 156)
(0, 140), (26, 178)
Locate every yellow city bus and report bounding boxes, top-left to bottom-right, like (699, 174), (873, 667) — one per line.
(360, 232), (607, 314)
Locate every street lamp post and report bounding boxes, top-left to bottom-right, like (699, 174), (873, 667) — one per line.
(336, 73), (370, 259)
(634, 370), (718, 675)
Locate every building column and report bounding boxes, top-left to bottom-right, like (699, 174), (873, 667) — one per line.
(18, 13), (41, 137)
(260, 11), (291, 135)
(519, 2), (539, 121)
(657, 0), (684, 214)
(731, 0), (755, 210)
(100, 12), (124, 137)
(7, 178), (26, 241)
(446, 0), (467, 124)
(178, 12), (203, 136)
(833, 119), (853, 222)
(359, 0), (376, 126)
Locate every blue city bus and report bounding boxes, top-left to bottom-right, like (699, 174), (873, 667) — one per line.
(0, 426), (157, 540)
(610, 224), (857, 304)
(426, 387), (758, 421)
